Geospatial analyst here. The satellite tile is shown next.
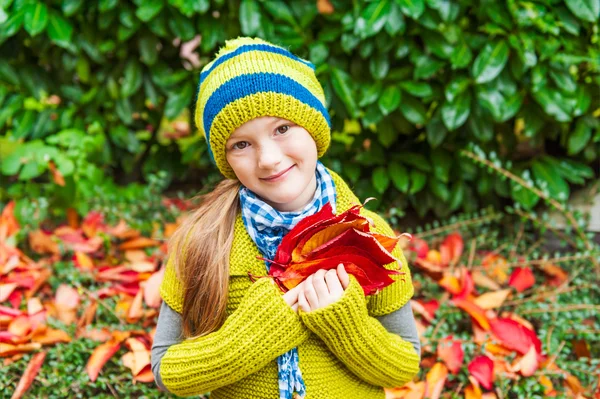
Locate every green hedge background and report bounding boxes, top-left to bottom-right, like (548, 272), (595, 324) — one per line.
(1, 0), (599, 226)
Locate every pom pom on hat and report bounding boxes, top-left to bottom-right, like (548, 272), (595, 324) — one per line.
(194, 37), (331, 179)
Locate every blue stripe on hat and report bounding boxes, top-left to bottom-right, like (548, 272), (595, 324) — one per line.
(200, 44), (315, 84)
(203, 72), (331, 146)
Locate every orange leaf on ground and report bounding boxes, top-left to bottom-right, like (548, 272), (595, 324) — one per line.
(437, 336), (463, 374)
(86, 331), (131, 382)
(81, 211), (104, 238)
(481, 253), (509, 284)
(0, 342), (41, 357)
(425, 362), (448, 399)
(439, 274), (462, 295)
(0, 283), (18, 302)
(511, 344), (539, 377)
(385, 381), (425, 399)
(10, 350), (46, 399)
(473, 289), (511, 310)
(31, 327), (71, 345)
(452, 298), (491, 330)
(142, 267), (165, 308)
(540, 263), (568, 286)
(471, 271), (501, 291)
(468, 355), (494, 390)
(8, 316), (32, 337)
(0, 201), (20, 240)
(121, 337), (151, 376)
(118, 237), (161, 251)
(127, 288), (144, 322)
(464, 377), (482, 399)
(508, 267), (535, 292)
(28, 230), (60, 255)
(73, 251), (94, 270)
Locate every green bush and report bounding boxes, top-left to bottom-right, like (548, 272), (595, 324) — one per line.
(0, 0), (599, 221)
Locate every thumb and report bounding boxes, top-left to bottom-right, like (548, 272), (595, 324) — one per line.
(337, 263), (350, 290)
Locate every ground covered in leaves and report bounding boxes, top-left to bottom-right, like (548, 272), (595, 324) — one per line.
(0, 200), (598, 398)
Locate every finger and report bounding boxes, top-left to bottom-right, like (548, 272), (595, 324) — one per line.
(312, 269), (330, 298)
(282, 285), (299, 306)
(303, 274), (320, 310)
(291, 302), (298, 312)
(298, 290), (310, 312)
(325, 268), (344, 298)
(337, 263), (350, 290)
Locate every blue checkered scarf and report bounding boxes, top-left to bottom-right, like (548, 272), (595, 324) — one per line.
(239, 160), (337, 399)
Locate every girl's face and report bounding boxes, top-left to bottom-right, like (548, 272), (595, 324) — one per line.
(225, 116), (318, 212)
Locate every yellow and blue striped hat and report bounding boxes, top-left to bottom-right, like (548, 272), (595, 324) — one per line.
(194, 37), (331, 179)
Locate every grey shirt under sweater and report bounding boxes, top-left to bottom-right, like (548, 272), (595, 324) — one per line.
(151, 300), (421, 392)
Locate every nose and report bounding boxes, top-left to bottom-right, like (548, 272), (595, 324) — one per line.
(257, 140), (283, 170)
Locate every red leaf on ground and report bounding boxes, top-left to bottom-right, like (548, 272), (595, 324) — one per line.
(468, 355), (494, 390)
(508, 267), (535, 292)
(437, 336), (464, 374)
(489, 317), (542, 357)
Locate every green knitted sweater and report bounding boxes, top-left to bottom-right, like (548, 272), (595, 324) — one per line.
(158, 169), (420, 398)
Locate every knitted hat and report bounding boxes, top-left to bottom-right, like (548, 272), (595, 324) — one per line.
(194, 37), (331, 179)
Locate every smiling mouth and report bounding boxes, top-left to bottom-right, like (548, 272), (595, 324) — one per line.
(260, 165), (295, 181)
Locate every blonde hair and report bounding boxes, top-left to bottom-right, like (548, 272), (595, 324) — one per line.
(166, 179), (242, 339)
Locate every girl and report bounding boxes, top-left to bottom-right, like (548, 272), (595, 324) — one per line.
(151, 37), (421, 399)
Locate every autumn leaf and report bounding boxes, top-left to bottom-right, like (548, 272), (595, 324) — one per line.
(468, 355), (494, 390)
(425, 362), (448, 399)
(86, 330), (131, 382)
(437, 336), (464, 374)
(489, 317), (542, 358)
(260, 201), (406, 296)
(508, 267), (535, 292)
(10, 350), (46, 399)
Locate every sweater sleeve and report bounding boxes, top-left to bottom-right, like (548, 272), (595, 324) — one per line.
(159, 277), (311, 397)
(298, 274), (420, 388)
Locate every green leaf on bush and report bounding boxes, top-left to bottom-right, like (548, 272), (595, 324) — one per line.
(240, 0), (261, 36)
(358, 0), (390, 38)
(399, 95), (427, 125)
(426, 114), (447, 148)
(359, 82), (382, 107)
(568, 118), (593, 155)
(565, 0), (600, 22)
(409, 169), (427, 194)
(441, 90), (471, 131)
(445, 76), (470, 102)
(532, 87), (573, 122)
(428, 177), (450, 201)
(397, 0), (425, 19)
(331, 67), (359, 118)
(47, 11), (73, 46)
(24, 2), (48, 36)
(510, 171), (539, 210)
(165, 82), (193, 119)
(532, 159), (570, 201)
(450, 42), (473, 70)
(431, 149), (452, 183)
(372, 166), (390, 194)
(136, 0), (164, 22)
(121, 60), (143, 98)
(414, 55), (445, 79)
(399, 81), (432, 97)
(546, 156), (594, 184)
(471, 41), (509, 84)
(378, 86), (401, 116)
(388, 161), (409, 192)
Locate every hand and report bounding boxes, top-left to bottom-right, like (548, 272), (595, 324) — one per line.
(298, 264), (350, 313)
(282, 279), (306, 312)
